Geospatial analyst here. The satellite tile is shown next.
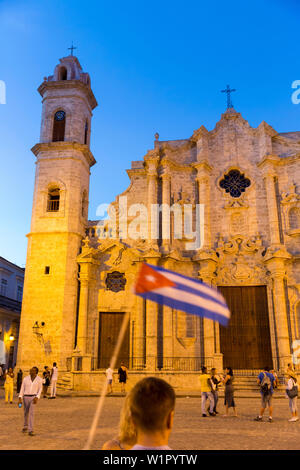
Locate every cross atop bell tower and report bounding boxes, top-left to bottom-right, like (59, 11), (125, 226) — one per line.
(68, 42), (77, 56)
(221, 84), (236, 110)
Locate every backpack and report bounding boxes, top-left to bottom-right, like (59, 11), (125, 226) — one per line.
(287, 378), (298, 399)
(260, 372), (272, 395)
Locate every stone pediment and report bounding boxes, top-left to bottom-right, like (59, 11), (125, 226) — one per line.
(212, 109), (252, 135)
(140, 247), (161, 260)
(97, 239), (128, 254)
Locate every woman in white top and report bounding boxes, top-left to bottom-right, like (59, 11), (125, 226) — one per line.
(286, 373), (299, 422)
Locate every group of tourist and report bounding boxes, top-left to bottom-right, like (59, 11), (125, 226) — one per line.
(199, 363), (298, 422)
(1, 361), (298, 444)
(1, 362), (58, 436)
(199, 366), (237, 417)
(1, 362), (58, 404)
(41, 363), (58, 399)
(105, 361), (128, 395)
(101, 364), (299, 450)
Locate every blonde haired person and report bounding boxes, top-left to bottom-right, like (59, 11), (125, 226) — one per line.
(4, 367), (14, 404)
(102, 394), (137, 450)
(286, 372), (299, 422)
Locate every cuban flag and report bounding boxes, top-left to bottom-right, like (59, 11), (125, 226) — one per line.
(133, 263), (230, 326)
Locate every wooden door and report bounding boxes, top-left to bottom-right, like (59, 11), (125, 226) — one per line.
(98, 312), (130, 369)
(219, 286), (273, 370)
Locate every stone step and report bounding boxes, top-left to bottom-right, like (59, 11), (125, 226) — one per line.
(57, 372), (72, 390)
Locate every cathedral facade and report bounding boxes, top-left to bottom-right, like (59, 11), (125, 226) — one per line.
(17, 56), (300, 390)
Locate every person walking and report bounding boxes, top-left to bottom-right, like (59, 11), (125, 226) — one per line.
(16, 369), (23, 394)
(18, 366), (43, 436)
(4, 367), (14, 404)
(223, 367), (237, 417)
(105, 366), (114, 395)
(286, 371), (298, 422)
(118, 362), (128, 395)
(49, 362), (58, 399)
(199, 366), (215, 417)
(42, 366), (51, 398)
(254, 366), (275, 422)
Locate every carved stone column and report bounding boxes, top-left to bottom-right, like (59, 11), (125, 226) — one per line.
(258, 155), (282, 247)
(194, 251), (223, 371)
(194, 161), (213, 250)
(163, 258), (176, 361)
(146, 155), (159, 244)
(77, 277), (89, 356)
(264, 248), (292, 371)
(144, 254), (161, 370)
(161, 164), (171, 252)
(134, 296), (145, 364)
(75, 239), (100, 372)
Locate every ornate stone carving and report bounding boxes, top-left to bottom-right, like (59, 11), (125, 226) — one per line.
(281, 183), (300, 235)
(216, 234), (263, 255)
(215, 234), (267, 285)
(105, 271), (126, 292)
(217, 261), (266, 284)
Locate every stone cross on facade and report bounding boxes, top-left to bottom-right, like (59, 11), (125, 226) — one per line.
(221, 84), (236, 109)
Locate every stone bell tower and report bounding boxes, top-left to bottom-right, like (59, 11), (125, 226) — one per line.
(17, 54), (98, 372)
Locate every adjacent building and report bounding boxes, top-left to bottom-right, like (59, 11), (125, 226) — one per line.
(0, 257), (24, 369)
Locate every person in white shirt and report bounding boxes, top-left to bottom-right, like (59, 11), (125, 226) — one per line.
(18, 367), (43, 436)
(105, 366), (114, 394)
(49, 362), (58, 399)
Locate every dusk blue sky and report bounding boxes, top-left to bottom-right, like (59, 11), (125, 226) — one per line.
(0, 0), (299, 267)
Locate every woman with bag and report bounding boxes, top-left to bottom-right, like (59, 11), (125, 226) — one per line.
(286, 372), (298, 422)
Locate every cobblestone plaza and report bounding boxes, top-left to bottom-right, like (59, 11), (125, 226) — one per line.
(1, 391), (299, 451)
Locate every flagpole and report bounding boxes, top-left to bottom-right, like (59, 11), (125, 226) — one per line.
(83, 311), (130, 450)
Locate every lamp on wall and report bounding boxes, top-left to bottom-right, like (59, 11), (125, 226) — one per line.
(9, 335), (15, 341)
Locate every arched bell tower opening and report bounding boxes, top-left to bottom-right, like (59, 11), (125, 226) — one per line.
(58, 66), (67, 80)
(52, 110), (66, 142)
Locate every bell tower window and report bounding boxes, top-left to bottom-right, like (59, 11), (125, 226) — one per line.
(47, 188), (60, 212)
(84, 120), (88, 145)
(58, 66), (67, 80)
(52, 110), (66, 142)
